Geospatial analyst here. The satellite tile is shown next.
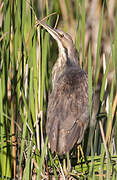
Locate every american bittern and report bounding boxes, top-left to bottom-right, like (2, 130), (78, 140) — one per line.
(38, 21), (89, 156)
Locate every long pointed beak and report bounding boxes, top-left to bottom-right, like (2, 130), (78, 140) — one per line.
(36, 20), (61, 42)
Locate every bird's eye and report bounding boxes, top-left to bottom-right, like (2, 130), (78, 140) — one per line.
(61, 34), (64, 38)
(59, 33), (64, 38)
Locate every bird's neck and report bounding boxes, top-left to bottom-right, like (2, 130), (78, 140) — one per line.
(52, 56), (66, 89)
(52, 49), (79, 89)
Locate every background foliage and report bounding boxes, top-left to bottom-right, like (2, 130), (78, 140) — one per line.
(0, 0), (117, 179)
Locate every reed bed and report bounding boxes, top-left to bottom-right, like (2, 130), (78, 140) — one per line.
(0, 0), (117, 179)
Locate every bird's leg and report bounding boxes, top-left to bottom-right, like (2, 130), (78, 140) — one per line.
(67, 152), (71, 171)
(79, 145), (85, 159)
(77, 144), (89, 174)
(77, 144), (85, 162)
(63, 153), (71, 176)
(63, 158), (68, 175)
(77, 145), (80, 162)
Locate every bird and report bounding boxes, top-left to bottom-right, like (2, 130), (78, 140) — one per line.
(38, 21), (90, 156)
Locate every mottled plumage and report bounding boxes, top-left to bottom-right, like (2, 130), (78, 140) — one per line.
(47, 66), (89, 155)
(39, 21), (89, 155)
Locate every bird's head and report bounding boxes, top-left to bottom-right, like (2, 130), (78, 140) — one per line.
(38, 21), (79, 64)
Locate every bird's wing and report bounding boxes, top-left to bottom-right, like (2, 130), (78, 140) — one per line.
(46, 68), (90, 154)
(47, 69), (89, 130)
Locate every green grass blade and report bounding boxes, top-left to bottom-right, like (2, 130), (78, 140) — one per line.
(113, 13), (117, 89)
(81, 0), (85, 67)
(88, 45), (93, 118)
(106, 78), (114, 142)
(37, 137), (48, 179)
(49, 151), (58, 179)
(94, 7), (104, 89)
(100, 59), (110, 102)
(22, 141), (32, 180)
(40, 30), (49, 110)
(18, 108), (27, 178)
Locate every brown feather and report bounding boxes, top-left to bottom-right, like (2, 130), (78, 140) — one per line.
(38, 22), (90, 155)
(46, 66), (89, 155)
